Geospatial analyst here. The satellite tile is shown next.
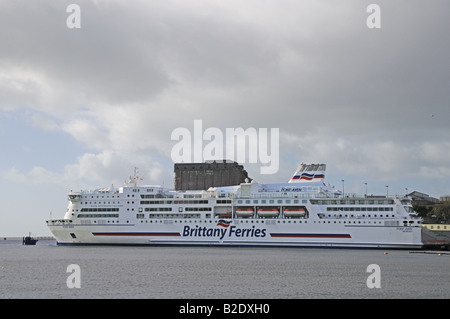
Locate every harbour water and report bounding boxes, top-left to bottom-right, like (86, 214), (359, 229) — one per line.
(0, 239), (448, 299)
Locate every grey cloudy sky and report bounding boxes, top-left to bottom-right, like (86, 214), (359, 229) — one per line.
(0, 0), (449, 236)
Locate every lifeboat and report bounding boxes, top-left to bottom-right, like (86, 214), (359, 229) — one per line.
(235, 207), (254, 217)
(217, 212), (232, 218)
(283, 207), (306, 217)
(257, 207), (279, 217)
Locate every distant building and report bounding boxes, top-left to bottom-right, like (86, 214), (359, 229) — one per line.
(174, 160), (251, 191)
(407, 191), (440, 205)
(440, 195), (450, 203)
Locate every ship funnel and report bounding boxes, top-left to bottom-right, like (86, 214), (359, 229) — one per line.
(288, 163), (326, 183)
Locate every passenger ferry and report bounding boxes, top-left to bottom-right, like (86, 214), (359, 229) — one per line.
(46, 163), (423, 249)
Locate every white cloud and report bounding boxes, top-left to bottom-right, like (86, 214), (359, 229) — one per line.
(0, 66), (46, 112)
(278, 131), (450, 183)
(63, 150), (165, 185)
(3, 150), (168, 190)
(1, 0), (449, 195)
(4, 166), (62, 186)
(1, 0), (450, 238)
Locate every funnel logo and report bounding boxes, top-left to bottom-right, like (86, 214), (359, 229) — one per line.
(217, 219), (231, 227)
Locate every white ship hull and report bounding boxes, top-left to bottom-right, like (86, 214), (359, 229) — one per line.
(46, 163), (423, 249)
(48, 219), (422, 249)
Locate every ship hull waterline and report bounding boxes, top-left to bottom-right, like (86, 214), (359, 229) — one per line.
(48, 220), (423, 249)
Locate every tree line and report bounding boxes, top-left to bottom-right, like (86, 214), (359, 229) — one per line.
(414, 202), (450, 223)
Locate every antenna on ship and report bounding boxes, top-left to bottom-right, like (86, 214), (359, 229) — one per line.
(133, 167), (139, 186)
(125, 167), (142, 187)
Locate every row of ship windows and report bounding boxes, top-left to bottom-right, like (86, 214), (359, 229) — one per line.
(137, 219), (310, 224)
(71, 207), (214, 213)
(81, 195), (122, 199)
(76, 213), (212, 219)
(75, 216), (417, 226)
(311, 199), (394, 205)
(140, 194), (207, 199)
(238, 199), (308, 205)
(78, 193), (156, 199)
(144, 208), (210, 212)
(72, 208), (395, 218)
(76, 200), (232, 205)
(136, 220), (392, 225)
(75, 195), (396, 205)
(75, 219), (413, 226)
(317, 220), (383, 224)
(133, 189), (155, 193)
(140, 200), (209, 205)
(80, 202), (123, 205)
(322, 214), (395, 218)
(79, 193), (219, 199)
(80, 208), (119, 212)
(80, 191), (222, 199)
(78, 214), (119, 218)
(327, 207), (393, 212)
(76, 213), (399, 221)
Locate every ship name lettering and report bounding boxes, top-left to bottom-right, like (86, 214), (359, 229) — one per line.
(182, 226), (228, 240)
(281, 187), (302, 192)
(182, 225), (266, 239)
(229, 226), (266, 238)
(396, 227), (412, 232)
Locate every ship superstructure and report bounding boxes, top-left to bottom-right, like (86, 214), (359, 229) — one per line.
(47, 164), (423, 248)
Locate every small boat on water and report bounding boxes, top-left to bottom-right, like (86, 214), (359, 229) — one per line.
(22, 233), (38, 245)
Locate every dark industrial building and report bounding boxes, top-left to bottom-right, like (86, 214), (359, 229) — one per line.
(174, 160), (251, 191)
